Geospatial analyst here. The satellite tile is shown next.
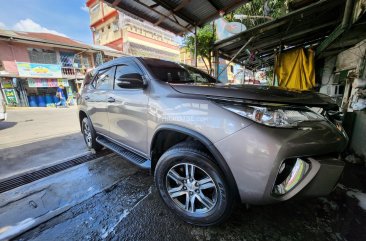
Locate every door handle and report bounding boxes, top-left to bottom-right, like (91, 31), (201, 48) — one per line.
(107, 97), (115, 103)
(84, 96), (90, 100)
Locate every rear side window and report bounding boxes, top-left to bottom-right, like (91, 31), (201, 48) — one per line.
(92, 67), (115, 90)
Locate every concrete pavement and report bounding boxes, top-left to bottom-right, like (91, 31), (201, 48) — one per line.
(11, 158), (366, 241)
(0, 153), (140, 240)
(0, 107), (80, 149)
(0, 108), (88, 180)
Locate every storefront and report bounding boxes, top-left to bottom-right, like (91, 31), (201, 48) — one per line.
(0, 78), (19, 106)
(15, 62), (78, 107)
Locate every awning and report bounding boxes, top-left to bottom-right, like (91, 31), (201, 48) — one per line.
(103, 0), (248, 35)
(213, 0), (348, 69)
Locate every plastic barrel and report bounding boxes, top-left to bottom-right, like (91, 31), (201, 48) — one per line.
(28, 96), (38, 107)
(53, 95), (60, 104)
(45, 95), (54, 107)
(37, 95), (46, 107)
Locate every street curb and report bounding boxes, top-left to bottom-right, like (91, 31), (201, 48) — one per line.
(6, 106), (78, 111)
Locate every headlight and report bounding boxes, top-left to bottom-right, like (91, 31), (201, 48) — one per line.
(222, 105), (324, 128)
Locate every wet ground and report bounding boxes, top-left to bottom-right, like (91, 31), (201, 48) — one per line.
(7, 154), (365, 241)
(1, 108), (365, 240)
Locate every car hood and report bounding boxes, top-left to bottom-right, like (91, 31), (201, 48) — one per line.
(169, 83), (338, 109)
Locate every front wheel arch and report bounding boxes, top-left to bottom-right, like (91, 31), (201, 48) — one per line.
(150, 124), (240, 201)
(154, 142), (233, 225)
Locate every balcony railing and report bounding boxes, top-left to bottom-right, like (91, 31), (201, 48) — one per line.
(61, 67), (87, 79)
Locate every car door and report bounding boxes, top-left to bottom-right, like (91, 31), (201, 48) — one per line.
(107, 60), (149, 156)
(85, 66), (115, 135)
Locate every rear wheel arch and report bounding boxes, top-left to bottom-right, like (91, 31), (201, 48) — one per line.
(150, 124), (240, 200)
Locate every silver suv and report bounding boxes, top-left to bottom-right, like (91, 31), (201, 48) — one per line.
(78, 57), (348, 226)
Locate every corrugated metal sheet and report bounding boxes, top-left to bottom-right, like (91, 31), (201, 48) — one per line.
(213, 0), (350, 69)
(104, 0), (248, 35)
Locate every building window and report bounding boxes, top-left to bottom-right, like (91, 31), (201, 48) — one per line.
(28, 48), (57, 64)
(82, 56), (90, 68)
(60, 52), (75, 68)
(90, 4), (100, 14)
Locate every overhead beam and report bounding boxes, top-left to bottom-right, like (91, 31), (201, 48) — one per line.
(214, 0), (344, 49)
(112, 0), (122, 6)
(197, 0), (248, 26)
(152, 0), (197, 25)
(231, 20), (337, 58)
(134, 0), (193, 34)
(207, 0), (221, 11)
(316, 0), (354, 56)
(218, 36), (255, 77)
(154, 0), (191, 26)
(214, 19), (288, 50)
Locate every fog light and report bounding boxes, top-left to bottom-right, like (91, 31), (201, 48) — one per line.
(272, 158), (310, 196)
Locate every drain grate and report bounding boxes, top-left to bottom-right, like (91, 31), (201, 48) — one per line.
(0, 149), (112, 194)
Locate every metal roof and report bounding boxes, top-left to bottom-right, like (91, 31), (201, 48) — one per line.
(0, 29), (123, 55)
(103, 0), (248, 35)
(213, 0), (349, 69)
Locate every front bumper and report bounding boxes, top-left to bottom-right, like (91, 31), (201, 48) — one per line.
(214, 120), (348, 205)
(295, 157), (344, 198)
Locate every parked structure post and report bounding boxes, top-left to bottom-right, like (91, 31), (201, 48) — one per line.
(194, 25), (197, 67)
(213, 50), (219, 79)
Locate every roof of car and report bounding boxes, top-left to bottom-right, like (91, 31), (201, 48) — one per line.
(93, 56), (137, 71)
(94, 57), (178, 72)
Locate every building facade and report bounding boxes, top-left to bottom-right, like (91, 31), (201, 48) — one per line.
(0, 29), (121, 107)
(86, 0), (180, 61)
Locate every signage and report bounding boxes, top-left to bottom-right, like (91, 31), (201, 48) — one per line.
(17, 62), (62, 78)
(27, 79), (69, 88)
(3, 89), (18, 104)
(215, 18), (246, 41)
(1, 79), (13, 88)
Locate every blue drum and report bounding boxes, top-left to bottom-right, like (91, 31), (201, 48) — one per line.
(37, 95), (46, 107)
(53, 95), (60, 104)
(28, 96), (38, 107)
(45, 94), (54, 107)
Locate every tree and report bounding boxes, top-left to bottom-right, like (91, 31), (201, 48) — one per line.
(183, 24), (216, 74)
(228, 0), (288, 28)
(182, 1), (287, 74)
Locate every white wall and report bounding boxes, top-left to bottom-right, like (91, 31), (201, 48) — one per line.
(336, 39), (366, 72)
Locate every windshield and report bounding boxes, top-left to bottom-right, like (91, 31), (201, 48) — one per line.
(142, 58), (219, 84)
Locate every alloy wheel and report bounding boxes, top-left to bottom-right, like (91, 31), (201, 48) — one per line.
(83, 121), (92, 147)
(166, 163), (218, 214)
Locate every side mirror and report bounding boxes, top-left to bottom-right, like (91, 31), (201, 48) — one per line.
(116, 73), (147, 89)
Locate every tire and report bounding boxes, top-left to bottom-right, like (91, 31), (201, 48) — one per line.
(154, 141), (234, 226)
(81, 117), (102, 152)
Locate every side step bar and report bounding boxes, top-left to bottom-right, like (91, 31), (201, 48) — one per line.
(96, 136), (151, 169)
